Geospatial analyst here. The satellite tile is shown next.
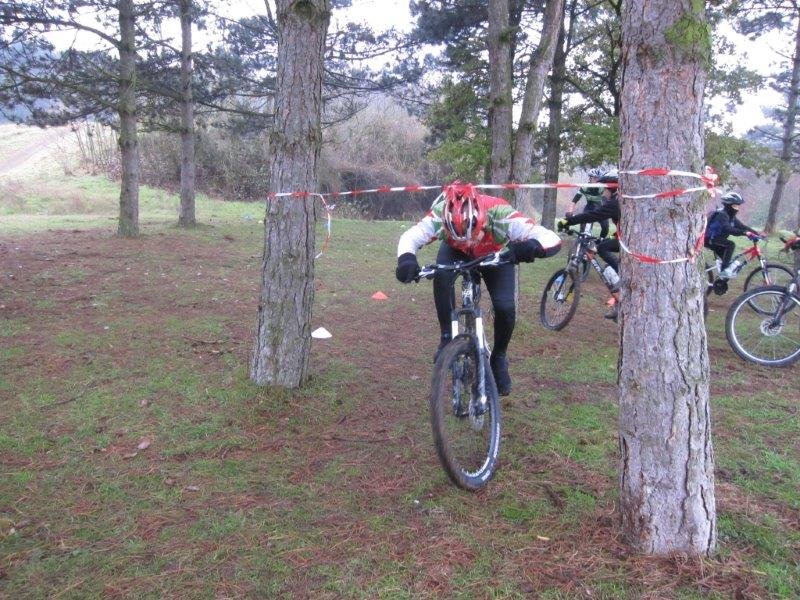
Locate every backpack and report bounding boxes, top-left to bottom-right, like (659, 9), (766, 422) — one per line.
(706, 209), (725, 240)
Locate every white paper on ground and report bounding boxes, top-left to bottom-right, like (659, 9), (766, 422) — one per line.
(311, 327), (332, 339)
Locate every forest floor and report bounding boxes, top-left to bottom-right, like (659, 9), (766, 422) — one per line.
(1, 134), (799, 598)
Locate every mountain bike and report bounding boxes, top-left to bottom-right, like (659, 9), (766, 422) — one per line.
(417, 251), (507, 490)
(725, 235), (800, 367)
(540, 229), (619, 330)
(703, 235), (794, 303)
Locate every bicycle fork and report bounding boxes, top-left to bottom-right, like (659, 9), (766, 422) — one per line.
(450, 310), (489, 417)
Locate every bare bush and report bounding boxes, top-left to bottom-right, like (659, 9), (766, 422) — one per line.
(321, 95), (444, 218)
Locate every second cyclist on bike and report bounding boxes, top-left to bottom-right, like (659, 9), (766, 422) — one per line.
(557, 170), (621, 320)
(704, 192), (762, 279)
(565, 167), (609, 239)
(395, 181), (562, 396)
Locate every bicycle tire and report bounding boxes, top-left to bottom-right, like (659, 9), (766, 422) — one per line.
(540, 268), (581, 330)
(429, 336), (501, 491)
(742, 263), (795, 291)
(578, 259), (590, 282)
(742, 263), (795, 314)
(725, 285), (800, 367)
(702, 263), (713, 318)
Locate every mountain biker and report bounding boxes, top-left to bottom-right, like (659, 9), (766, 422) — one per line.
(704, 192), (762, 278)
(395, 181), (562, 396)
(556, 170), (621, 320)
(566, 167), (609, 238)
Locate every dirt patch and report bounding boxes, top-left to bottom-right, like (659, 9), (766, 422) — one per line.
(1, 227), (797, 598)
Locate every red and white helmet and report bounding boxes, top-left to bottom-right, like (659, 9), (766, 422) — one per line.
(442, 181), (485, 242)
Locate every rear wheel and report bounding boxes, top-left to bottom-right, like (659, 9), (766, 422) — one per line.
(430, 336), (501, 491)
(540, 268), (581, 330)
(725, 286), (800, 367)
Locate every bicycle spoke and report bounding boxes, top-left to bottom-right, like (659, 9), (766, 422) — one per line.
(430, 338), (501, 490)
(726, 288), (800, 366)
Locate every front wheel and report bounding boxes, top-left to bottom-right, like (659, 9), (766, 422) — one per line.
(540, 268), (581, 330)
(743, 262), (795, 291)
(725, 285), (800, 367)
(430, 336), (501, 491)
(743, 263), (795, 314)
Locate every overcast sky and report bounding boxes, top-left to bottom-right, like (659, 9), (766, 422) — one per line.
(46, 1), (791, 137)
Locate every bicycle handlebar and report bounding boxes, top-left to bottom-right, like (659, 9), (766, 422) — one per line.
(417, 250), (511, 280)
(562, 227), (601, 242)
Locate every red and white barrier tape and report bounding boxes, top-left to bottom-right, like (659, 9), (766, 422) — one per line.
(266, 167), (719, 263)
(617, 228), (707, 265)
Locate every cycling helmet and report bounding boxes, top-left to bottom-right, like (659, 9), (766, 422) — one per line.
(721, 192), (744, 205)
(587, 167), (603, 179)
(442, 181), (485, 242)
(597, 169), (619, 184)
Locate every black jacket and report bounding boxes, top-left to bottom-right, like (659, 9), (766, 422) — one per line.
(566, 192), (620, 227)
(706, 208), (757, 241)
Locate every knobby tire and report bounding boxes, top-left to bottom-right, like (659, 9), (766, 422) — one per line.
(429, 336), (501, 491)
(725, 285), (800, 367)
(540, 268), (581, 330)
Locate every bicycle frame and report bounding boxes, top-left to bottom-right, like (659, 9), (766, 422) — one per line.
(566, 230), (617, 292)
(419, 251), (507, 412)
(705, 239), (766, 279)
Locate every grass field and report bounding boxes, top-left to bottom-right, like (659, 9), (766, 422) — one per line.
(1, 158), (799, 598)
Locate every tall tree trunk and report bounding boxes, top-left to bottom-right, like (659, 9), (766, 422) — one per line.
(618, 0), (715, 555)
(178, 0), (196, 227)
(488, 0), (513, 185)
(117, 0), (139, 238)
(250, 0), (330, 388)
(511, 0), (565, 213)
(542, 4), (573, 229)
(764, 15), (800, 233)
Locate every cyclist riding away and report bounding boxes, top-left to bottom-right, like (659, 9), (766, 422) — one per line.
(395, 181), (562, 396)
(566, 167), (609, 239)
(557, 170), (621, 320)
(704, 192), (762, 279)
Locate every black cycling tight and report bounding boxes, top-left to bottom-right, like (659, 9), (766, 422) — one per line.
(432, 243), (515, 357)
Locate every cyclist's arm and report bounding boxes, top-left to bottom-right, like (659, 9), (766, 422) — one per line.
(565, 199), (617, 226)
(724, 216), (755, 237)
(567, 191), (582, 214)
(397, 211), (440, 256)
(502, 212), (562, 258)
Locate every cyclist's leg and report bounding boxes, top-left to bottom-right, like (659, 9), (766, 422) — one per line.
(707, 238), (734, 270)
(433, 243), (467, 358)
(598, 238), (620, 272)
(599, 218), (610, 239)
(598, 238), (621, 320)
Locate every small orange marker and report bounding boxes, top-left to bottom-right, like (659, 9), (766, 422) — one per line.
(371, 291), (388, 300)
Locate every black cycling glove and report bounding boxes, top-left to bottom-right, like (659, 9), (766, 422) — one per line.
(506, 240), (545, 263)
(395, 252), (420, 283)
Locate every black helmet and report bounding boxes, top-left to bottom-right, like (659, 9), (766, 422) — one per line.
(597, 169), (618, 184)
(721, 192), (743, 205)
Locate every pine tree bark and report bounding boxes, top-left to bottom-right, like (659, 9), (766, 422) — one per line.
(542, 9), (571, 229)
(250, 0), (330, 388)
(764, 16), (800, 233)
(117, 0), (139, 238)
(488, 0), (513, 185)
(178, 0), (196, 227)
(618, 0), (716, 555)
(511, 0), (564, 213)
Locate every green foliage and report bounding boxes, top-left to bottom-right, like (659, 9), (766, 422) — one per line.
(665, 6), (713, 64)
(424, 78), (489, 181)
(705, 129), (779, 183)
(565, 121), (620, 170)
